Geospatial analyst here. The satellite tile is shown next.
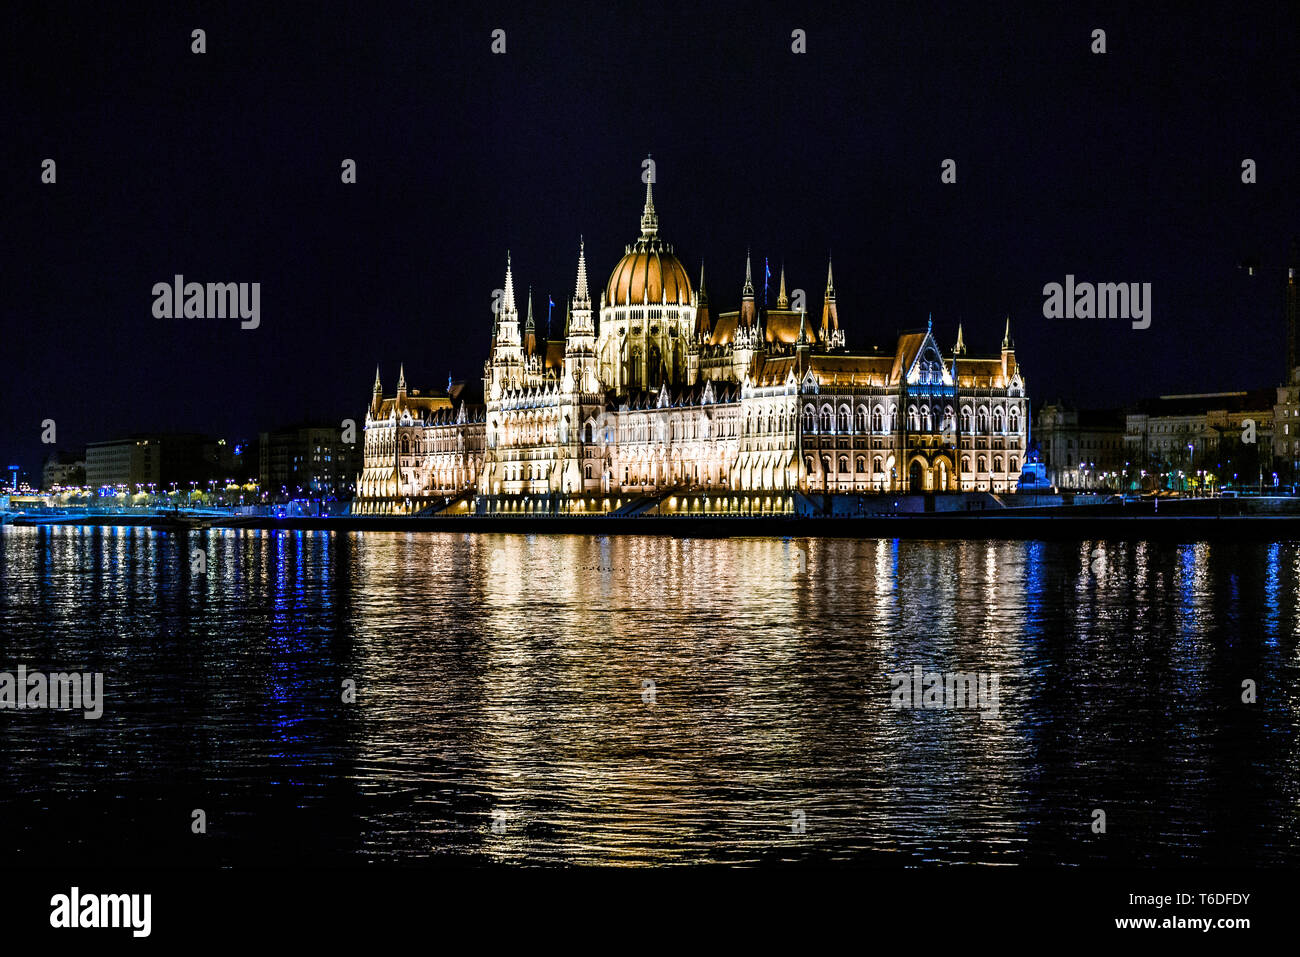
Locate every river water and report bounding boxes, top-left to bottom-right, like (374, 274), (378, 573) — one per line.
(1, 525), (1296, 866)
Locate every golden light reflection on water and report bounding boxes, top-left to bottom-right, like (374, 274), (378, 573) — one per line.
(0, 526), (1297, 866)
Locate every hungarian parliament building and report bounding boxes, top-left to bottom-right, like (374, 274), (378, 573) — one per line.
(355, 177), (1029, 515)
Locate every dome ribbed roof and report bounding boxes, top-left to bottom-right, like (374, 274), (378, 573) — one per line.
(603, 177), (692, 307)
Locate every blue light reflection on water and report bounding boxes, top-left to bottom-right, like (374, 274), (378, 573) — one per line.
(0, 526), (1296, 866)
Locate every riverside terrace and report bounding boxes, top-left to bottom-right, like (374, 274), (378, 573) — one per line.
(8, 492), (1300, 540)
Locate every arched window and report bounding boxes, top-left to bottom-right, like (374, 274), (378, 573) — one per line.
(976, 408), (989, 434)
(994, 456), (1003, 473)
(961, 408), (972, 433)
(856, 455), (866, 473)
(978, 455), (988, 473)
(993, 408), (1005, 433)
(804, 406), (816, 432)
(820, 408), (833, 433)
(908, 406), (921, 431)
(855, 408), (868, 432)
(1009, 408), (1021, 433)
(921, 405), (933, 432)
(838, 407), (851, 432)
(839, 455), (849, 474)
(872, 407), (883, 432)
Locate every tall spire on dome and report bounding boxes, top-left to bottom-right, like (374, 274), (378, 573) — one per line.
(640, 162), (658, 237)
(777, 264), (789, 309)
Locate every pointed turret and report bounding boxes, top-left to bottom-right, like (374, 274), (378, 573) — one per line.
(574, 236), (590, 307)
(740, 250), (757, 327)
(524, 288), (537, 357)
(503, 250), (516, 314)
(777, 264), (789, 309)
(694, 260), (712, 337)
(371, 365), (383, 415)
(1001, 316), (1017, 382)
(954, 322), (967, 357)
(395, 364), (407, 410)
(821, 256), (839, 337)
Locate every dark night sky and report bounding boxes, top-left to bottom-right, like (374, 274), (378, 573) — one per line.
(4, 1), (1297, 478)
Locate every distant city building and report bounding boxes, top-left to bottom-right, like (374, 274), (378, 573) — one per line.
(259, 423), (363, 500)
(41, 450), (86, 490)
(85, 433), (247, 491)
(1035, 405), (1126, 489)
(1125, 391), (1275, 491)
(355, 175), (1031, 514)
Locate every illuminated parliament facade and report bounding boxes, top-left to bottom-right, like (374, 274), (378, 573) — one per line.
(355, 177), (1029, 514)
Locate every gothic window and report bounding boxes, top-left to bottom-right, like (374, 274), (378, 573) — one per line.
(977, 408), (989, 434)
(873, 456), (883, 474)
(978, 455), (988, 473)
(908, 406), (920, 431)
(856, 408), (869, 432)
(856, 455), (866, 473)
(839, 455), (849, 474)
(961, 408), (972, 433)
(922, 406), (933, 432)
(838, 407), (851, 432)
(821, 455), (833, 475)
(804, 407), (816, 432)
(820, 408), (832, 433)
(872, 407), (884, 432)
(1009, 408), (1021, 433)
(993, 408), (1005, 433)
(994, 456), (1004, 473)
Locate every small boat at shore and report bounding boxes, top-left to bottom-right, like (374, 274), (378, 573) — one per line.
(148, 509), (213, 532)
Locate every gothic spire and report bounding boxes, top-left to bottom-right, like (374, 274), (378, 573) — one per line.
(777, 264), (789, 309)
(640, 165), (658, 237)
(698, 260), (708, 303)
(502, 250), (516, 315)
(1002, 315), (1013, 350)
(821, 255), (839, 335)
(524, 287), (536, 356)
(396, 363), (407, 395)
(574, 236), (590, 306)
(955, 322), (967, 356)
(742, 249), (755, 299)
(372, 365), (382, 393)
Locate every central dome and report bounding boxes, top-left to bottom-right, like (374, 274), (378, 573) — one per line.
(604, 179), (693, 307)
